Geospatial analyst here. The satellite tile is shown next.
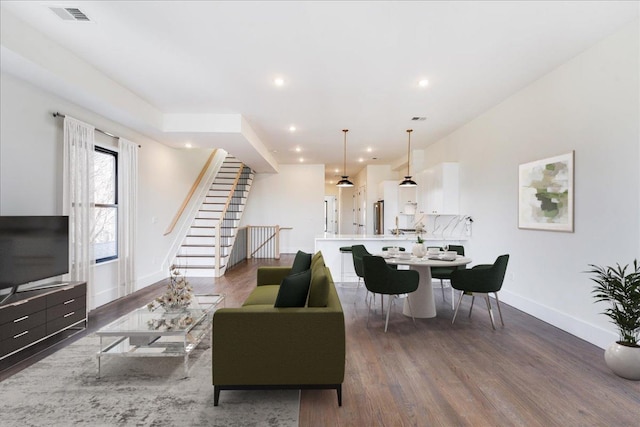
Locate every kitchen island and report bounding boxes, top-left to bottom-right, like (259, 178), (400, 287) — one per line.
(315, 234), (467, 283)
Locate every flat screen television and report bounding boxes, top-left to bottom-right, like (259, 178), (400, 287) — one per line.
(0, 216), (69, 295)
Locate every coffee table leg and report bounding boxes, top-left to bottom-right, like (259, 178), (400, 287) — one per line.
(97, 336), (102, 378)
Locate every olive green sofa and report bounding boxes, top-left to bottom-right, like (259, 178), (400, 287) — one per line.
(212, 251), (345, 406)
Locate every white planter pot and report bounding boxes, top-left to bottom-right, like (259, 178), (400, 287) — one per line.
(604, 342), (640, 380)
(412, 243), (426, 258)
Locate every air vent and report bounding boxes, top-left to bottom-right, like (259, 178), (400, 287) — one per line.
(50, 7), (91, 22)
(411, 117), (427, 121)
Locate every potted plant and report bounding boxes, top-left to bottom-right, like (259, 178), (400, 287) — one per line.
(587, 260), (640, 380)
(412, 221), (427, 258)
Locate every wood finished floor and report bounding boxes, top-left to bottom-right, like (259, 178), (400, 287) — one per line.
(2, 256), (639, 426)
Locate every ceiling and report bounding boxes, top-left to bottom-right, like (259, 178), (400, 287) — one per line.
(1, 1), (638, 182)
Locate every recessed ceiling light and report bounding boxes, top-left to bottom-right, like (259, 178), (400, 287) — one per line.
(295, 147), (301, 152)
(358, 158), (364, 163)
(366, 147), (372, 153)
(418, 79), (429, 88)
(289, 125), (296, 132)
(185, 143), (192, 148)
(299, 157), (304, 162)
(274, 77), (285, 86)
(334, 168), (339, 173)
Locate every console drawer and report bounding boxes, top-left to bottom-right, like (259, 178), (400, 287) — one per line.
(0, 309), (47, 341)
(0, 324), (47, 358)
(47, 283), (87, 307)
(47, 297), (86, 320)
(46, 309), (86, 335)
(0, 297), (47, 325)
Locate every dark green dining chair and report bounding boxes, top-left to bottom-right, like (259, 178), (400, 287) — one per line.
(351, 244), (371, 287)
(362, 255), (419, 332)
(450, 254), (509, 329)
(351, 244), (377, 307)
(430, 244), (466, 308)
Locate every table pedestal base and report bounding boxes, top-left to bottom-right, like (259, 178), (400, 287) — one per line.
(403, 265), (436, 318)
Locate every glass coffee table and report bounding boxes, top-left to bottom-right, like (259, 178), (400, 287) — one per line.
(96, 294), (225, 378)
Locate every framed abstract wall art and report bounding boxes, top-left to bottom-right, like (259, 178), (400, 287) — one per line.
(518, 151), (574, 232)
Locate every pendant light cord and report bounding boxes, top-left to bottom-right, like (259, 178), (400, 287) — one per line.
(406, 129), (413, 176)
(343, 129), (349, 176)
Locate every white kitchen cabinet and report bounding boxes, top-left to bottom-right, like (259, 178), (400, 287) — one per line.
(420, 162), (459, 215)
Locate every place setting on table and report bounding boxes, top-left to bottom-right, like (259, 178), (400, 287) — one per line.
(380, 245), (462, 264)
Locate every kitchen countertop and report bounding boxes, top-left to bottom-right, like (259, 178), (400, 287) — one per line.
(315, 234), (456, 241)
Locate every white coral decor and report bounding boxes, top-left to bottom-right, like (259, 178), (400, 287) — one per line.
(147, 265), (194, 312)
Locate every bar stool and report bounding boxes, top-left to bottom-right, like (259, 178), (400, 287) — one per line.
(339, 246), (353, 285)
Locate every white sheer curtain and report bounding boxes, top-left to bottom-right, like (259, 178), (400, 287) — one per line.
(63, 116), (95, 309)
(118, 138), (138, 297)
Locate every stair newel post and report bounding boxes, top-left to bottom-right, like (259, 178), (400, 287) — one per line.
(246, 225), (252, 260)
(215, 221), (221, 276)
(275, 225), (280, 260)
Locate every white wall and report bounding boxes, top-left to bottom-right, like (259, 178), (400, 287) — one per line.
(240, 164), (325, 254)
(0, 72), (212, 309)
(418, 21), (639, 348)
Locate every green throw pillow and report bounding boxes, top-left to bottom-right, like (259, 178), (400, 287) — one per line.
(290, 250), (312, 275)
(308, 266), (330, 307)
(311, 251), (325, 270)
(274, 269), (311, 307)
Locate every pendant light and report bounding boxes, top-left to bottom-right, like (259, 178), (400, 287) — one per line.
(399, 129), (417, 187)
(336, 129), (354, 187)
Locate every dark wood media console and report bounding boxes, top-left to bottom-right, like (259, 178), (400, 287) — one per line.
(0, 282), (87, 359)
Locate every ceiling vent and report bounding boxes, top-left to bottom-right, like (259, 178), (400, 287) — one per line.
(411, 117), (427, 121)
(50, 7), (91, 22)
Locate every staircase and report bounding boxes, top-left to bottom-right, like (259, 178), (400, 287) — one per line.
(174, 156), (253, 277)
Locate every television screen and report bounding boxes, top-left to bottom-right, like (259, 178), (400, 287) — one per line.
(0, 216), (69, 290)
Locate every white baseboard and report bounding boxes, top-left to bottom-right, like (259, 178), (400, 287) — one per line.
(93, 287), (118, 309)
(136, 269), (167, 291)
(499, 289), (616, 350)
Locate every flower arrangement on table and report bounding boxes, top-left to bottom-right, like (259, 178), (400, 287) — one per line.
(147, 265), (194, 313)
(147, 314), (194, 331)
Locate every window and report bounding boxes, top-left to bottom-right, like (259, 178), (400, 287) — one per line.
(94, 147), (118, 262)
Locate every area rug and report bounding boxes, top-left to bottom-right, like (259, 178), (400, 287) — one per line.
(0, 334), (299, 427)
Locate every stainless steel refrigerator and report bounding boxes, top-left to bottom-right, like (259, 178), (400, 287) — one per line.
(373, 200), (384, 235)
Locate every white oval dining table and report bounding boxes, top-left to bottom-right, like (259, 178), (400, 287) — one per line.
(384, 255), (472, 318)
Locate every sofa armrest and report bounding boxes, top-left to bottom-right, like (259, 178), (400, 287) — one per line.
(213, 306), (345, 386)
(257, 267), (292, 286)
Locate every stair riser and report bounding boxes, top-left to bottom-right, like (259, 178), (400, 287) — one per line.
(206, 192), (231, 199)
(187, 232), (234, 243)
(195, 212), (241, 220)
(175, 254), (227, 264)
(215, 172), (238, 178)
(192, 218), (239, 228)
(196, 211), (223, 219)
(198, 203), (244, 213)
(205, 191), (248, 199)
(184, 235), (234, 245)
(178, 246), (217, 256)
(181, 268), (224, 278)
(209, 184), (234, 191)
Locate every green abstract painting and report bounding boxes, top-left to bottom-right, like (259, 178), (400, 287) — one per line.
(519, 151), (574, 232)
